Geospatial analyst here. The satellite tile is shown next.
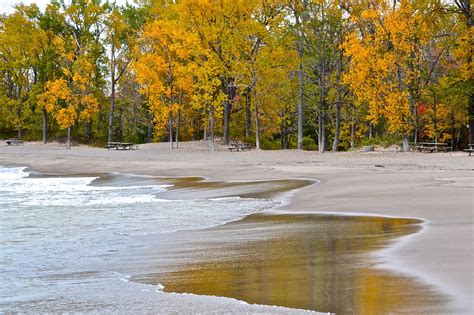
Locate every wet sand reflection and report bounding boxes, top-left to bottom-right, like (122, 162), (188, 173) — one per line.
(136, 214), (447, 314)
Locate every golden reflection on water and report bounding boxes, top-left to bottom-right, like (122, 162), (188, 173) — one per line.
(142, 214), (445, 314)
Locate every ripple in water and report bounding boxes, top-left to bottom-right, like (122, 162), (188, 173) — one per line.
(0, 166), (281, 313)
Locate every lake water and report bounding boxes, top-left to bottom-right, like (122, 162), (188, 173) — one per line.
(1, 166), (297, 313)
(0, 166), (448, 313)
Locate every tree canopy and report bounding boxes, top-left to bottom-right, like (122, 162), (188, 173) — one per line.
(1, 0), (471, 151)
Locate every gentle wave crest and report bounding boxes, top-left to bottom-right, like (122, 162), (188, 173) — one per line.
(0, 166), (278, 312)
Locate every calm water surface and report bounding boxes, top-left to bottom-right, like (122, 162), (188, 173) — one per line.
(135, 215), (448, 314)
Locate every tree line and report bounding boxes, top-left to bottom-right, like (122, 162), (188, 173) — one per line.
(0, 0), (472, 151)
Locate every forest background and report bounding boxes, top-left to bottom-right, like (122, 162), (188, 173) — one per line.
(0, 0), (472, 151)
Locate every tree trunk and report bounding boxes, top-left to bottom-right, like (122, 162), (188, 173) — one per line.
(281, 120), (289, 149)
(175, 107), (181, 149)
(84, 120), (92, 140)
(222, 78), (236, 145)
(319, 116), (327, 153)
(469, 93), (474, 145)
(350, 113), (355, 149)
(42, 108), (47, 144)
(107, 44), (116, 144)
(297, 61), (304, 149)
(118, 107), (123, 141)
(433, 98), (438, 143)
(254, 90), (260, 150)
(223, 99), (230, 144)
(453, 1), (473, 144)
(451, 112), (456, 151)
(413, 103), (419, 145)
(169, 114), (173, 149)
(332, 95), (341, 151)
(318, 115), (322, 151)
(67, 126), (71, 150)
(17, 118), (22, 139)
(402, 135), (410, 152)
(245, 87), (251, 138)
(192, 118), (197, 141)
(319, 106), (327, 153)
(209, 106), (215, 151)
(146, 114), (154, 143)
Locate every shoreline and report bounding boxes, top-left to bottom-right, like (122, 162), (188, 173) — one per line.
(1, 141), (472, 313)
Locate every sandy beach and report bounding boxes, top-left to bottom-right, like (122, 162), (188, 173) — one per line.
(1, 141), (473, 313)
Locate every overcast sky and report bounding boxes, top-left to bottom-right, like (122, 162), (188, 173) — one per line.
(1, 0), (48, 14)
(1, 0), (129, 15)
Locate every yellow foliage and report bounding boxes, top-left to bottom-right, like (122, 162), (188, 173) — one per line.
(343, 0), (433, 135)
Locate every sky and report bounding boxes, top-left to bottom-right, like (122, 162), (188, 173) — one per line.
(1, 0), (129, 14)
(1, 0), (49, 14)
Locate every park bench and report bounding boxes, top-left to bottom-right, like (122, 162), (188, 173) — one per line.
(228, 142), (253, 152)
(463, 144), (474, 156)
(416, 142), (449, 153)
(5, 138), (23, 146)
(105, 142), (138, 150)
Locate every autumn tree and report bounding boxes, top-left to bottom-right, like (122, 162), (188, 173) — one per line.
(178, 0), (258, 145)
(38, 0), (105, 148)
(0, 4), (48, 140)
(450, 0), (473, 145)
(135, 11), (200, 148)
(344, 0), (437, 151)
(105, 3), (146, 144)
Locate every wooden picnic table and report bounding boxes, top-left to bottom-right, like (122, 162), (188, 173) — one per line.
(463, 144), (474, 156)
(105, 142), (138, 150)
(228, 142), (253, 152)
(5, 138), (23, 146)
(416, 142), (449, 153)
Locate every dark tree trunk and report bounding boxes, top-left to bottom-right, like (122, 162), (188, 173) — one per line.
(413, 103), (419, 144)
(118, 107), (123, 141)
(469, 93), (474, 145)
(192, 118), (197, 141)
(16, 87), (22, 139)
(451, 112), (456, 151)
(84, 120), (92, 140)
(319, 102), (328, 153)
(332, 95), (342, 151)
(433, 96), (438, 143)
(350, 110), (355, 149)
(254, 89), (260, 150)
(17, 121), (22, 139)
(209, 106), (215, 151)
(223, 99), (230, 144)
(453, 1), (473, 143)
(297, 61), (304, 149)
(146, 114), (154, 143)
(42, 108), (47, 144)
(67, 126), (71, 149)
(281, 121), (289, 149)
(245, 87), (251, 138)
(222, 78), (236, 145)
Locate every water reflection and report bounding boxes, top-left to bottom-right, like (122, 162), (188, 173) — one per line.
(136, 214), (446, 314)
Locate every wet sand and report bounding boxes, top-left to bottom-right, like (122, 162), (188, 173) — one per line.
(0, 141), (472, 313)
(131, 213), (448, 314)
